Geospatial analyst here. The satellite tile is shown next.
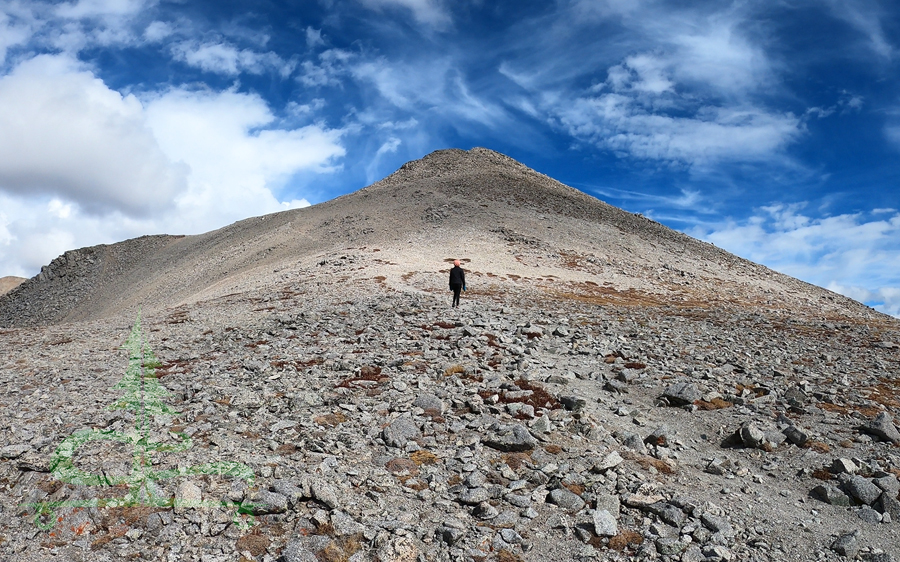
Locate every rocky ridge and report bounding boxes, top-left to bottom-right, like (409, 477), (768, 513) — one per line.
(0, 148), (898, 562)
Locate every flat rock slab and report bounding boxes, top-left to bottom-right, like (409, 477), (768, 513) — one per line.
(382, 416), (421, 448)
(863, 412), (900, 444)
(482, 424), (537, 452)
(663, 382), (700, 406)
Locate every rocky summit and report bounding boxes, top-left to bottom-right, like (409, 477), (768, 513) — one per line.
(0, 147), (898, 562)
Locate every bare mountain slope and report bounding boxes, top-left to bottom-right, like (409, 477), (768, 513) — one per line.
(0, 276), (25, 295)
(0, 147), (879, 328)
(2, 149), (900, 562)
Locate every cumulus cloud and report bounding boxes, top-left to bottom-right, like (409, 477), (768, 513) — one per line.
(690, 205), (900, 317)
(143, 86), (345, 228)
(0, 54), (188, 215)
(0, 58), (347, 278)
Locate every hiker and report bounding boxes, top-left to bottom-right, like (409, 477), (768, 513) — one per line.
(449, 259), (466, 308)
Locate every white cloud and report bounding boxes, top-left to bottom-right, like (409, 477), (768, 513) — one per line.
(824, 0), (893, 60)
(55, 0), (146, 20)
(0, 58), (347, 279)
(306, 26), (325, 48)
(498, 4), (800, 169)
(351, 58), (505, 126)
(48, 199), (73, 219)
(364, 137), (401, 183)
(143, 20), (172, 42)
(690, 205), (900, 317)
(0, 10), (34, 65)
(0, 54), (188, 215)
(143, 86), (346, 229)
(666, 19), (771, 95)
(299, 48), (353, 87)
(0, 211), (13, 248)
(357, 0), (451, 28)
(172, 41), (296, 77)
(556, 93), (802, 167)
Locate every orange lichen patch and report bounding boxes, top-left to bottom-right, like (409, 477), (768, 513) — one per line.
(695, 398), (733, 410)
(608, 530), (644, 551)
(443, 364), (466, 377)
(314, 412), (348, 427)
(496, 549), (526, 562)
(270, 357), (324, 370)
(493, 379), (562, 412)
(36, 479), (65, 495)
(550, 285), (668, 308)
(337, 365), (388, 389)
(818, 402), (883, 418)
(501, 452), (532, 471)
(276, 443), (298, 455)
(236, 532), (270, 557)
(812, 469), (832, 481)
(735, 384), (768, 398)
(385, 458), (419, 475)
(156, 358), (195, 378)
(400, 477), (429, 491)
(863, 378), (900, 409)
(166, 308), (190, 324)
(317, 535), (364, 562)
(410, 450), (439, 466)
(803, 441), (831, 454)
(622, 451), (676, 475)
(818, 402), (851, 415)
(91, 524), (128, 550)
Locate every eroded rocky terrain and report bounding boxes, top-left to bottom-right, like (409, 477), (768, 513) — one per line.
(0, 149), (899, 562)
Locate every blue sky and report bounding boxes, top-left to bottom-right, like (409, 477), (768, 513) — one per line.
(0, 0), (898, 317)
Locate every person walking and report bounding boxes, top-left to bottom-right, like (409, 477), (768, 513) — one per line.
(449, 259), (466, 308)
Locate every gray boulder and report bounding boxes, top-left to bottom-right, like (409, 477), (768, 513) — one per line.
(483, 424), (537, 452)
(662, 382), (700, 406)
(863, 412), (900, 444)
(382, 415), (421, 448)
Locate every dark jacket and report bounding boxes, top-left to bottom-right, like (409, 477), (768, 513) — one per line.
(449, 266), (465, 289)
